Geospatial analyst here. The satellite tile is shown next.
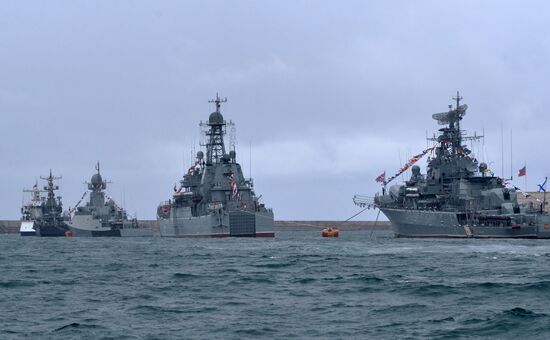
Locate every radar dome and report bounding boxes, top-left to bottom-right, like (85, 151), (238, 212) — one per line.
(197, 151), (204, 160)
(91, 173), (103, 186)
(411, 165), (421, 175)
(209, 111), (224, 125)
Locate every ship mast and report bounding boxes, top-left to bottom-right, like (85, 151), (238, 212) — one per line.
(40, 170), (62, 222)
(23, 180), (45, 203)
(452, 91), (463, 151)
(204, 93), (228, 165)
(40, 170), (61, 203)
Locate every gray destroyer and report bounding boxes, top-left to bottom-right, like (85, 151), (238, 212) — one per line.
(366, 93), (550, 238)
(32, 171), (71, 237)
(67, 163), (153, 237)
(157, 94), (274, 237)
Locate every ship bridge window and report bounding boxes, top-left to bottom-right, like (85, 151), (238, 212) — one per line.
(503, 191), (510, 200)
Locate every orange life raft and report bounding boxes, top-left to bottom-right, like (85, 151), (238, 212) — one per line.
(321, 227), (339, 238)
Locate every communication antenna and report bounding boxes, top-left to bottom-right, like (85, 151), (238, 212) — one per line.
(199, 122), (208, 147)
(453, 91), (462, 109)
(501, 123), (504, 178)
(510, 129), (513, 180)
(523, 161), (527, 190)
(182, 150), (185, 172)
(208, 92), (227, 112)
(398, 150), (405, 182)
(482, 128), (486, 163)
(425, 130), (429, 148)
(228, 121), (236, 152)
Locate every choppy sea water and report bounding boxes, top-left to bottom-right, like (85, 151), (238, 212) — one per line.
(2, 230), (550, 339)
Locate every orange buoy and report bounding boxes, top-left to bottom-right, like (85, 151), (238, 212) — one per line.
(321, 227), (339, 238)
(65, 230), (73, 238)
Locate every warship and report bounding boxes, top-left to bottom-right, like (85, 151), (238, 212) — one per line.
(19, 181), (44, 236)
(157, 94), (275, 237)
(67, 163), (153, 237)
(366, 92), (550, 238)
(32, 171), (71, 237)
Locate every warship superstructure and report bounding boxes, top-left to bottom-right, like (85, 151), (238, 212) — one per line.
(19, 181), (44, 236)
(32, 171), (70, 237)
(157, 94), (274, 237)
(67, 163), (153, 237)
(370, 93), (550, 238)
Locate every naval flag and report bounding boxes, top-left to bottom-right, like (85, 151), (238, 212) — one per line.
(375, 171), (386, 183)
(538, 177), (548, 193)
(518, 166), (526, 177)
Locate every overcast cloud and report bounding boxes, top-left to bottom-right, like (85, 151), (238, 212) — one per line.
(1, 1), (550, 221)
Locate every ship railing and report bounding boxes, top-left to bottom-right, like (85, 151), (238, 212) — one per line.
(244, 178), (254, 188)
(353, 195), (375, 208)
(158, 201), (171, 207)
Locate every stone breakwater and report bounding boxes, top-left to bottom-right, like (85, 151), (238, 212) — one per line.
(0, 220), (390, 234)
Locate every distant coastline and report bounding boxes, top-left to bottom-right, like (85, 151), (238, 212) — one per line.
(0, 220), (391, 234)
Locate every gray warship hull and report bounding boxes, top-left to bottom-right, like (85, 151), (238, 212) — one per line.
(382, 208), (550, 239)
(159, 210), (275, 238)
(68, 217), (154, 237)
(68, 225), (154, 237)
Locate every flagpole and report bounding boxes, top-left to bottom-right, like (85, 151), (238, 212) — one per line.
(544, 176), (547, 214)
(510, 128), (513, 181)
(523, 161), (529, 192)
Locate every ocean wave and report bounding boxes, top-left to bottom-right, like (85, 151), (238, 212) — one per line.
(234, 326), (278, 336)
(290, 277), (316, 284)
(431, 307), (549, 338)
(0, 280), (36, 288)
(464, 280), (550, 292)
(172, 272), (199, 281)
(349, 274), (385, 283)
(129, 305), (194, 314)
(230, 276), (276, 284)
(54, 322), (106, 332)
(253, 261), (296, 269)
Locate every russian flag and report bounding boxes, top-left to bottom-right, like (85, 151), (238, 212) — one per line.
(518, 166), (526, 177)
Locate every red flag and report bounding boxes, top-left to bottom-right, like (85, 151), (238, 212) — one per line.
(518, 166), (526, 177)
(375, 171), (386, 183)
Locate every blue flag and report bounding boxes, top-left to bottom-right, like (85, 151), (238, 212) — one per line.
(538, 177), (547, 193)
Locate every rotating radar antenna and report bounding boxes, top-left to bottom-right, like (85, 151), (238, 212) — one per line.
(432, 91), (468, 126)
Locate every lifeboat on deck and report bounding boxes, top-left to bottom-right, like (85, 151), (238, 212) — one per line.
(321, 227), (339, 238)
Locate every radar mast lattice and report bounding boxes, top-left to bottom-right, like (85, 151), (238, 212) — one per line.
(201, 93), (228, 165)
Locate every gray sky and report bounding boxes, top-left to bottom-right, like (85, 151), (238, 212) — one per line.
(1, 1), (550, 220)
